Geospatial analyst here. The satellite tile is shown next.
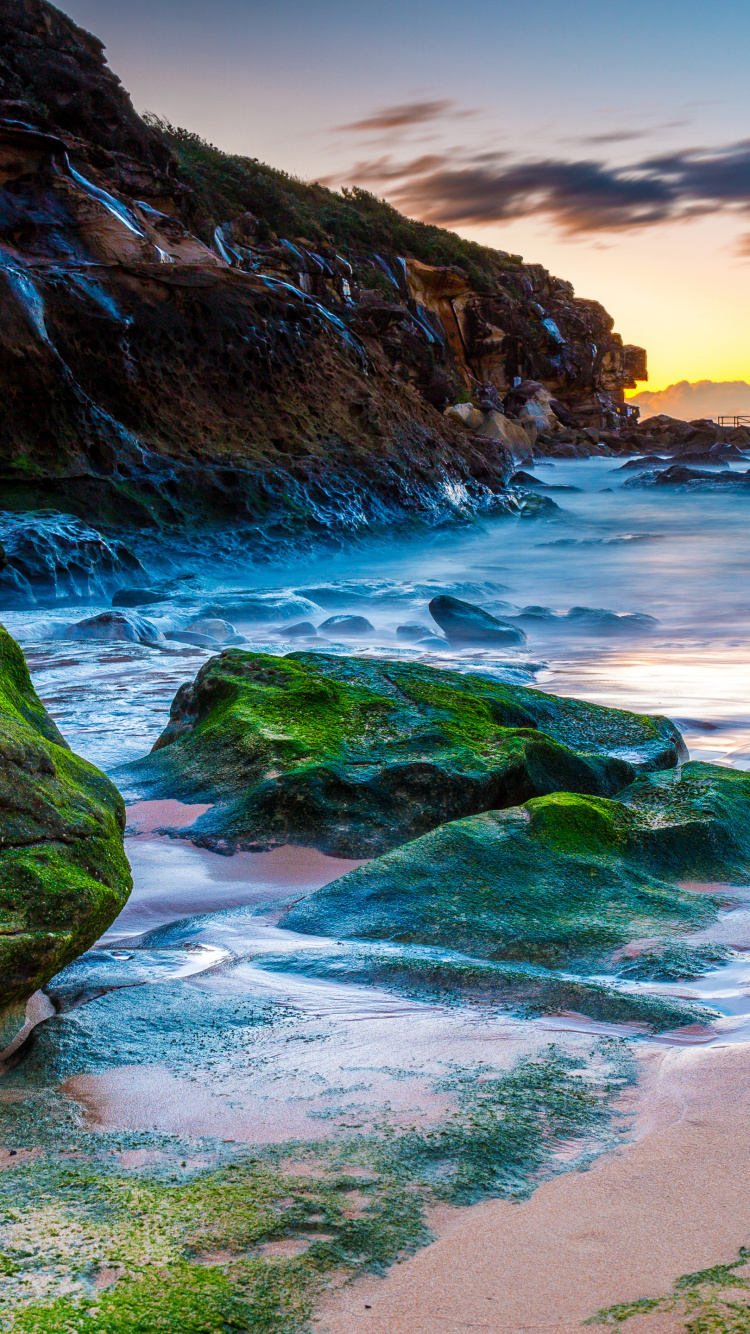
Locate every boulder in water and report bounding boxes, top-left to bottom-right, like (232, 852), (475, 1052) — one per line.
(281, 762), (748, 969)
(121, 650), (686, 857)
(319, 614), (374, 637)
(396, 622), (432, 641)
(0, 623), (131, 1048)
(63, 610), (161, 643)
(429, 594), (526, 647)
(565, 607), (658, 633)
(279, 621), (318, 638)
(0, 511), (143, 608)
(184, 618), (238, 642)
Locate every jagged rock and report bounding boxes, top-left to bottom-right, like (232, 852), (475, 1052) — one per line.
(280, 763), (748, 969)
(62, 610), (161, 643)
(477, 411), (532, 452)
(119, 651), (686, 857)
(318, 614), (374, 636)
(0, 623), (131, 1046)
(510, 470), (544, 486)
(429, 594), (526, 647)
(444, 402), (484, 431)
(0, 0), (648, 551)
(0, 512), (143, 608)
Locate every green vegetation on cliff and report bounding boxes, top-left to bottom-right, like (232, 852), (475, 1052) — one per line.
(281, 763), (750, 968)
(148, 119), (523, 292)
(0, 623), (131, 1034)
(129, 650), (684, 856)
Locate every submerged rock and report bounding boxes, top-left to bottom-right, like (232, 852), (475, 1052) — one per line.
(0, 623), (131, 1046)
(200, 593), (320, 622)
(429, 594), (526, 647)
(0, 511), (143, 609)
(565, 607), (658, 634)
(281, 762), (749, 968)
(121, 650), (686, 857)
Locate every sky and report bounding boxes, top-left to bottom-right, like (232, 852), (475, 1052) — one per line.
(59, 0), (750, 392)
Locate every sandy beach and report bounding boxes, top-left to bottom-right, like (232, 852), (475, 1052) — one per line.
(317, 1042), (750, 1333)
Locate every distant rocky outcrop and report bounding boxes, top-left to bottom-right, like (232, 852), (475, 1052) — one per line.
(0, 0), (646, 552)
(0, 622), (131, 1050)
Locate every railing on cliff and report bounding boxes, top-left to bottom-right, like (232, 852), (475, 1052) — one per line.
(718, 415), (750, 427)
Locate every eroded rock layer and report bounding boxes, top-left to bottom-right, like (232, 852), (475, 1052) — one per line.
(0, 0), (646, 551)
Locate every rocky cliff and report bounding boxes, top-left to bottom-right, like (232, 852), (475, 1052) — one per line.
(0, 0), (646, 554)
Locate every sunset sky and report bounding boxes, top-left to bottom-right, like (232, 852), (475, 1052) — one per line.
(60, 0), (750, 391)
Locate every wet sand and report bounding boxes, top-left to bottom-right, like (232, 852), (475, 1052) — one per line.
(317, 1042), (750, 1333)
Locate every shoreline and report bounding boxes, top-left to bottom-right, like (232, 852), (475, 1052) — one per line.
(316, 1042), (750, 1333)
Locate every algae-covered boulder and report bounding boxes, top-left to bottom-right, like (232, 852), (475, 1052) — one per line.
(0, 623), (131, 1044)
(124, 650), (685, 856)
(280, 762), (750, 967)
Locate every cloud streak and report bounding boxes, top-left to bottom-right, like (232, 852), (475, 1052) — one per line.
(335, 99), (459, 133)
(331, 136), (750, 235)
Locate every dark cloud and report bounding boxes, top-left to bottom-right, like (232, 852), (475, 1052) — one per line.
(335, 139), (750, 234)
(335, 99), (458, 133)
(575, 130), (654, 145)
(571, 119), (689, 146)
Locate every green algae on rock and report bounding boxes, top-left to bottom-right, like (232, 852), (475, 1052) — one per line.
(280, 762), (750, 968)
(252, 947), (716, 1032)
(0, 623), (131, 1040)
(123, 650), (685, 857)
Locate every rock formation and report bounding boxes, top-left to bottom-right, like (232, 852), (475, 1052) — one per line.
(0, 0), (646, 555)
(121, 650), (685, 857)
(281, 762), (750, 969)
(0, 623), (131, 1049)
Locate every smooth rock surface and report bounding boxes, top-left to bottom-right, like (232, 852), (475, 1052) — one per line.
(429, 594), (527, 647)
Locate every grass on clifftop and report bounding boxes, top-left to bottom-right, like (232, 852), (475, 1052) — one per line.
(147, 117), (525, 293)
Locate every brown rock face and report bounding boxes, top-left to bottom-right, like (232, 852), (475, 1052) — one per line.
(0, 0), (647, 551)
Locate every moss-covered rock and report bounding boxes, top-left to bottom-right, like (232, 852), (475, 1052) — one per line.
(0, 623), (131, 1042)
(280, 763), (750, 968)
(125, 651), (685, 856)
